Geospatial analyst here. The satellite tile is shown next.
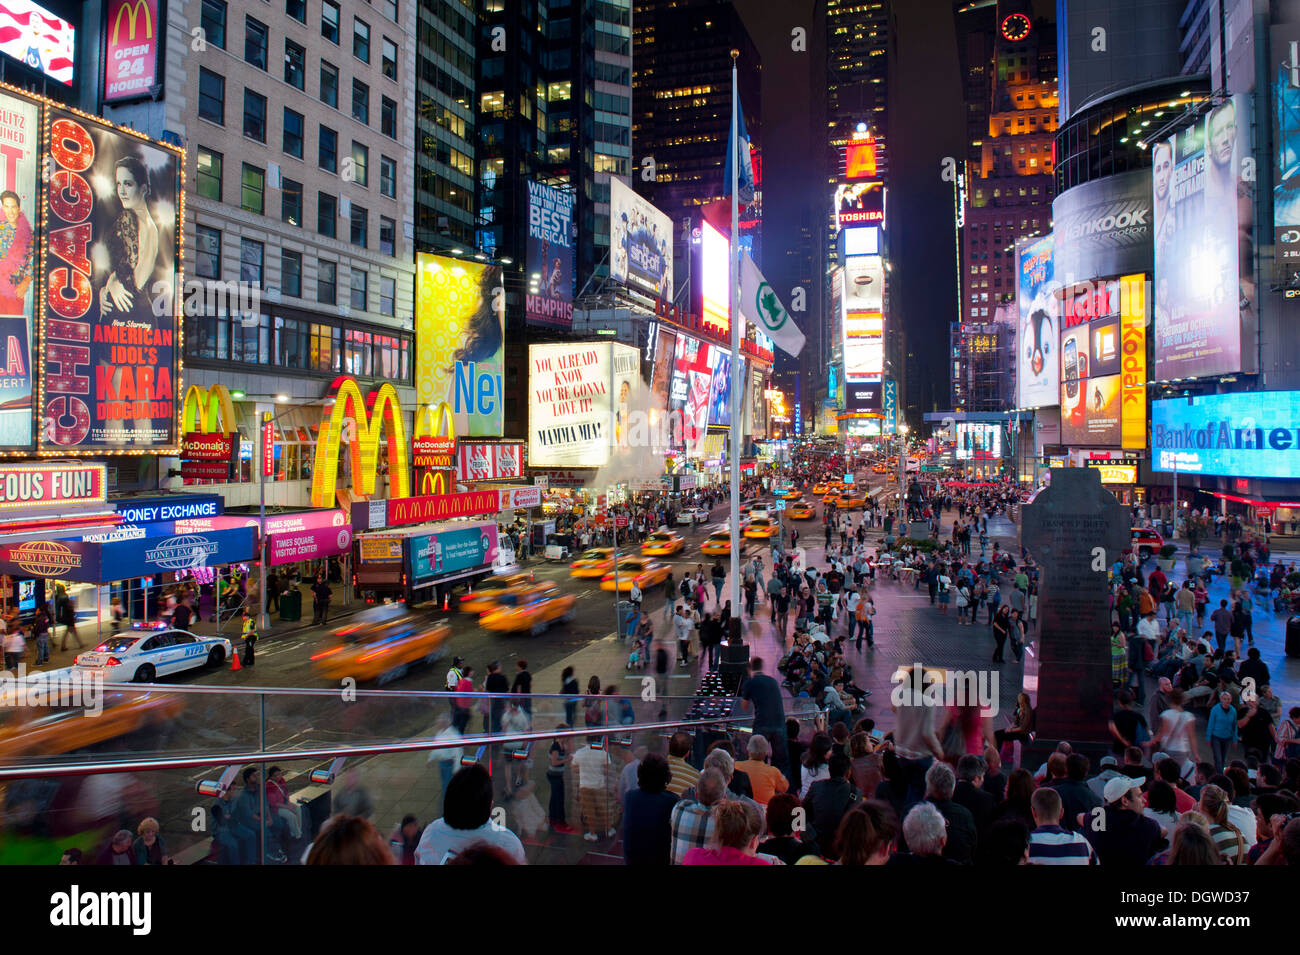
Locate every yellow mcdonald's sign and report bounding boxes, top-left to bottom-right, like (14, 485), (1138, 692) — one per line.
(112, 0), (154, 44)
(414, 401), (455, 497)
(182, 384), (237, 435)
(311, 377), (412, 508)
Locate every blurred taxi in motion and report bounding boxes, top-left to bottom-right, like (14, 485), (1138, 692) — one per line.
(479, 584), (577, 635)
(872, 464), (888, 474)
(459, 572), (536, 613)
(788, 501), (816, 520)
(641, 531), (684, 556)
(600, 558), (670, 592)
(311, 611), (450, 684)
(811, 482), (828, 495)
(781, 487), (802, 501)
(822, 490), (841, 505)
(837, 491), (866, 509)
(701, 531), (740, 556)
(744, 517), (780, 539)
(0, 684), (183, 761)
(569, 547), (616, 578)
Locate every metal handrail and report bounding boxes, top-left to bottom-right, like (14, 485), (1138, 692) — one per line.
(63, 681), (714, 702)
(0, 714), (765, 780)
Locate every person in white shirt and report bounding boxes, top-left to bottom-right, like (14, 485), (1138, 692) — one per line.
(415, 764), (527, 864)
(571, 737), (615, 841)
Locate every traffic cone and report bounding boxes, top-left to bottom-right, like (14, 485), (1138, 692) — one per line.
(231, 645), (242, 671)
(442, 592), (450, 611)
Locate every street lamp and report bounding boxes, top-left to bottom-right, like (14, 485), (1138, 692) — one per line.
(897, 424), (910, 526)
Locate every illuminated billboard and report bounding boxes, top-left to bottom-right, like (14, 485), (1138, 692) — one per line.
(527, 342), (639, 468)
(41, 107), (183, 453)
(834, 180), (885, 230)
(844, 139), (877, 180)
(843, 256), (883, 312)
(842, 312), (883, 382)
(1152, 93), (1254, 379)
(103, 0), (160, 103)
(0, 89), (38, 449)
(1152, 391), (1300, 479)
(843, 226), (878, 256)
(610, 177), (672, 299)
(668, 333), (713, 455)
(415, 253), (504, 437)
(1059, 275), (1146, 449)
(699, 220), (729, 337)
(525, 180), (573, 328)
(1016, 234), (1058, 410)
(707, 345), (731, 428)
(1273, 25), (1300, 285)
(955, 423), (1002, 461)
(0, 1), (74, 85)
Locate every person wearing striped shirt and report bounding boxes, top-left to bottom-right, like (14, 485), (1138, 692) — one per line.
(1027, 787), (1098, 865)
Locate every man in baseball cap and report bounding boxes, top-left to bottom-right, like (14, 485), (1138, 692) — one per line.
(1082, 775), (1162, 866)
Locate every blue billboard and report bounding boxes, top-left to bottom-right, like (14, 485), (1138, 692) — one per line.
(411, 525), (497, 582)
(112, 494), (223, 524)
(1151, 392), (1300, 479)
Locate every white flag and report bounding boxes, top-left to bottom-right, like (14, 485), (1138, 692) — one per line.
(739, 251), (804, 357)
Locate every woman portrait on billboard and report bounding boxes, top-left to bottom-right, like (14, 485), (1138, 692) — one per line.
(99, 155), (162, 322)
(452, 263), (504, 369)
(0, 190), (33, 316)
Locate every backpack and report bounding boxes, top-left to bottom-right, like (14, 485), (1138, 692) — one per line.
(855, 601), (870, 623)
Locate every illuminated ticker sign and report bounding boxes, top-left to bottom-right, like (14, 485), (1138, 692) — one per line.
(844, 140), (877, 180)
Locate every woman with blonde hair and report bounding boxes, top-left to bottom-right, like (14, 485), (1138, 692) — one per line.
(1197, 784), (1246, 863)
(682, 800), (771, 866)
(306, 814), (396, 865)
(1164, 814), (1224, 866)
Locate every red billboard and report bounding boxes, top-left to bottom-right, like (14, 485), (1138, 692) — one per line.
(102, 0), (161, 103)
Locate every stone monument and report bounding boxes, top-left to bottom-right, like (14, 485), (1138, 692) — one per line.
(1019, 467), (1129, 747)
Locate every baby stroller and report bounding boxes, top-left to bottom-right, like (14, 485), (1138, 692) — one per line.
(626, 638), (647, 672)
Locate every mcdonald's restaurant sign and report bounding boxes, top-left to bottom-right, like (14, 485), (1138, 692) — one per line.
(413, 401), (456, 497)
(351, 489), (502, 532)
(181, 384), (238, 481)
(311, 377), (412, 509)
(103, 0), (161, 104)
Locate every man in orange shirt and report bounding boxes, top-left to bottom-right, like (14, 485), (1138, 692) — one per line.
(735, 734), (790, 806)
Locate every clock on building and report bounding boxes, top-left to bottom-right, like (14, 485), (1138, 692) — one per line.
(1000, 12), (1031, 42)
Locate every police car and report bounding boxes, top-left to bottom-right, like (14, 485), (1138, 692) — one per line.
(74, 624), (234, 683)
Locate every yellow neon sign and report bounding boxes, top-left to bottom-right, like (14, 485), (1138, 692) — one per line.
(310, 378), (411, 508)
(413, 401), (455, 497)
(181, 384), (236, 435)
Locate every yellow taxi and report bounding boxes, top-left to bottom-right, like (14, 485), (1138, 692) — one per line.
(872, 464), (888, 474)
(811, 482), (829, 495)
(600, 558), (671, 592)
(788, 501), (817, 520)
(837, 492), (866, 509)
(701, 531), (738, 556)
(822, 490), (841, 505)
(743, 517), (780, 539)
(0, 689), (183, 761)
(569, 547), (616, 578)
(311, 613), (451, 684)
(479, 584), (577, 635)
(458, 572), (537, 613)
(641, 531), (685, 556)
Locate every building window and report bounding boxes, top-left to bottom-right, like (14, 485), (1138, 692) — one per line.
(245, 16), (268, 69)
(379, 156), (396, 197)
(382, 38), (398, 80)
(201, 0), (227, 49)
(319, 126), (338, 172)
(379, 215), (395, 255)
(320, 61), (339, 108)
(240, 238), (264, 285)
(352, 79), (370, 125)
(243, 89), (267, 141)
(381, 96), (397, 138)
(282, 178), (303, 225)
(281, 250), (302, 297)
(283, 108), (304, 158)
(240, 163), (264, 214)
(196, 147), (223, 201)
(350, 142), (369, 186)
(196, 226), (221, 279)
(318, 260), (337, 304)
(287, 0), (306, 24)
(285, 39), (305, 89)
(318, 193), (337, 237)
(380, 275), (396, 316)
(383, 0), (398, 23)
(354, 18), (370, 62)
(350, 204), (368, 247)
(350, 269), (367, 310)
(199, 68), (225, 124)
(322, 0), (340, 43)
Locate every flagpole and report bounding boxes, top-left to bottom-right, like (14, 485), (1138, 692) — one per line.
(728, 49), (742, 641)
